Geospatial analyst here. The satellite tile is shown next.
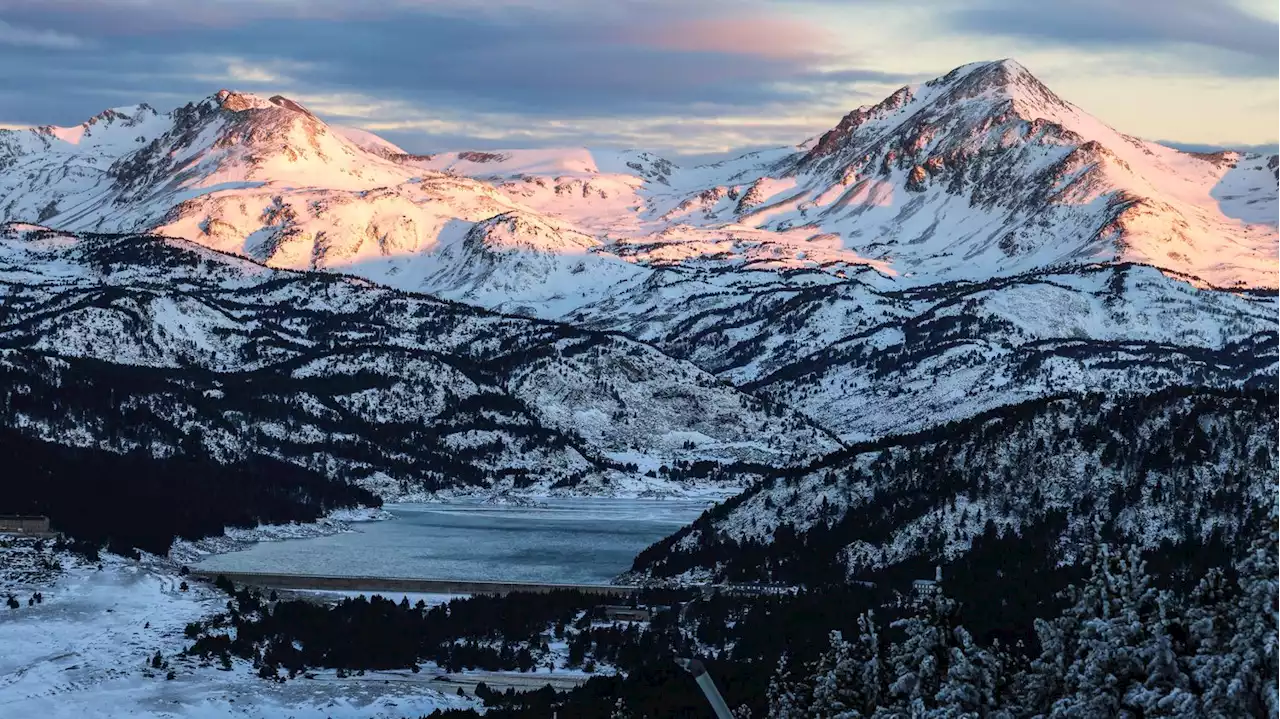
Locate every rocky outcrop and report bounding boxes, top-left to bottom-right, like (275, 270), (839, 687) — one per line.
(801, 86), (913, 164)
(458, 151), (509, 163)
(904, 165), (928, 192)
(735, 179), (767, 214)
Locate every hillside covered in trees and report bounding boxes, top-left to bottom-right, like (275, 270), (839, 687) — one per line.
(630, 386), (1277, 593)
(0, 224), (837, 498)
(0, 425), (378, 555)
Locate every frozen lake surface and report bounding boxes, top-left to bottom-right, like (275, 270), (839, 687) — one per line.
(193, 498), (716, 584)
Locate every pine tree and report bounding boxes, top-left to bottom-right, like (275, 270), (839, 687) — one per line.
(1024, 540), (1186, 717)
(1218, 488), (1280, 711)
(933, 625), (1013, 718)
(1057, 542), (1141, 715)
(1183, 565), (1233, 711)
(808, 630), (859, 717)
(1125, 596), (1197, 716)
(766, 652), (810, 719)
(850, 610), (887, 714)
(883, 592), (959, 715)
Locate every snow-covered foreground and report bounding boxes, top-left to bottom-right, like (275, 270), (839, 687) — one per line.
(0, 541), (475, 718)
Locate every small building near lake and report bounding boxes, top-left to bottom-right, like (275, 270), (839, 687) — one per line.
(602, 605), (652, 622)
(0, 515), (52, 535)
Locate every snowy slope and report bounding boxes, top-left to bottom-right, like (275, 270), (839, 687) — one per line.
(0, 223), (840, 497)
(570, 261), (1277, 439)
(0, 541), (476, 718)
(405, 61), (1279, 292)
(5, 61), (1272, 320)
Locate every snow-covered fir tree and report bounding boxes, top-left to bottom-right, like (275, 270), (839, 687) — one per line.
(767, 525), (1279, 718)
(1225, 517), (1279, 717)
(766, 652), (810, 718)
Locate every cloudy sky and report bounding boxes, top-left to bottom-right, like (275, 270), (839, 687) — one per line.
(0, 0), (1275, 158)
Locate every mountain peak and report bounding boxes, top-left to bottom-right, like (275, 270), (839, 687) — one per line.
(213, 89), (276, 112)
(927, 58), (1068, 113)
(211, 90), (314, 117)
(84, 104), (157, 127)
(466, 210), (597, 254)
(799, 59), (1070, 168)
(933, 58), (1030, 83)
(26, 103), (160, 147)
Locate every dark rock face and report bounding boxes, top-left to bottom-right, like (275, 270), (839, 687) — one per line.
(905, 165), (929, 192)
(268, 96), (315, 117)
(36, 200), (59, 223)
(736, 179), (767, 214)
(625, 154), (676, 186)
(458, 151), (509, 163)
(801, 86), (914, 164)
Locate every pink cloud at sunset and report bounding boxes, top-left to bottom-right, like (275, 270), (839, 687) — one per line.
(619, 15), (838, 61)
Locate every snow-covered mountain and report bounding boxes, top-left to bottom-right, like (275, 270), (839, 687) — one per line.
(3, 61), (1273, 313)
(0, 223), (839, 497)
(366, 60), (1279, 293)
(777, 60), (1278, 288)
(0, 58), (1275, 491)
(571, 261), (1276, 440)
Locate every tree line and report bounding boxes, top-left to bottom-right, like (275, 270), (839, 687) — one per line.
(0, 424), (378, 555)
(765, 524), (1277, 718)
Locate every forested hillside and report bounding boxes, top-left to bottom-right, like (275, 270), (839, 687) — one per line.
(631, 386), (1277, 593)
(0, 425), (377, 554)
(0, 224), (837, 497)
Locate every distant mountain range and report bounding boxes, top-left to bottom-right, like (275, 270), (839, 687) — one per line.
(0, 58), (1275, 512)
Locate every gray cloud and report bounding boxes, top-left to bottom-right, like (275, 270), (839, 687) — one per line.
(1, 0), (1268, 153)
(1157, 140), (1279, 155)
(0, 18), (85, 49)
(948, 0), (1278, 76)
(0, 0), (915, 153)
(18, 17), (869, 115)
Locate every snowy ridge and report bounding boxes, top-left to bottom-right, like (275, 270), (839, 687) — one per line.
(0, 223), (840, 498)
(569, 260), (1276, 440)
